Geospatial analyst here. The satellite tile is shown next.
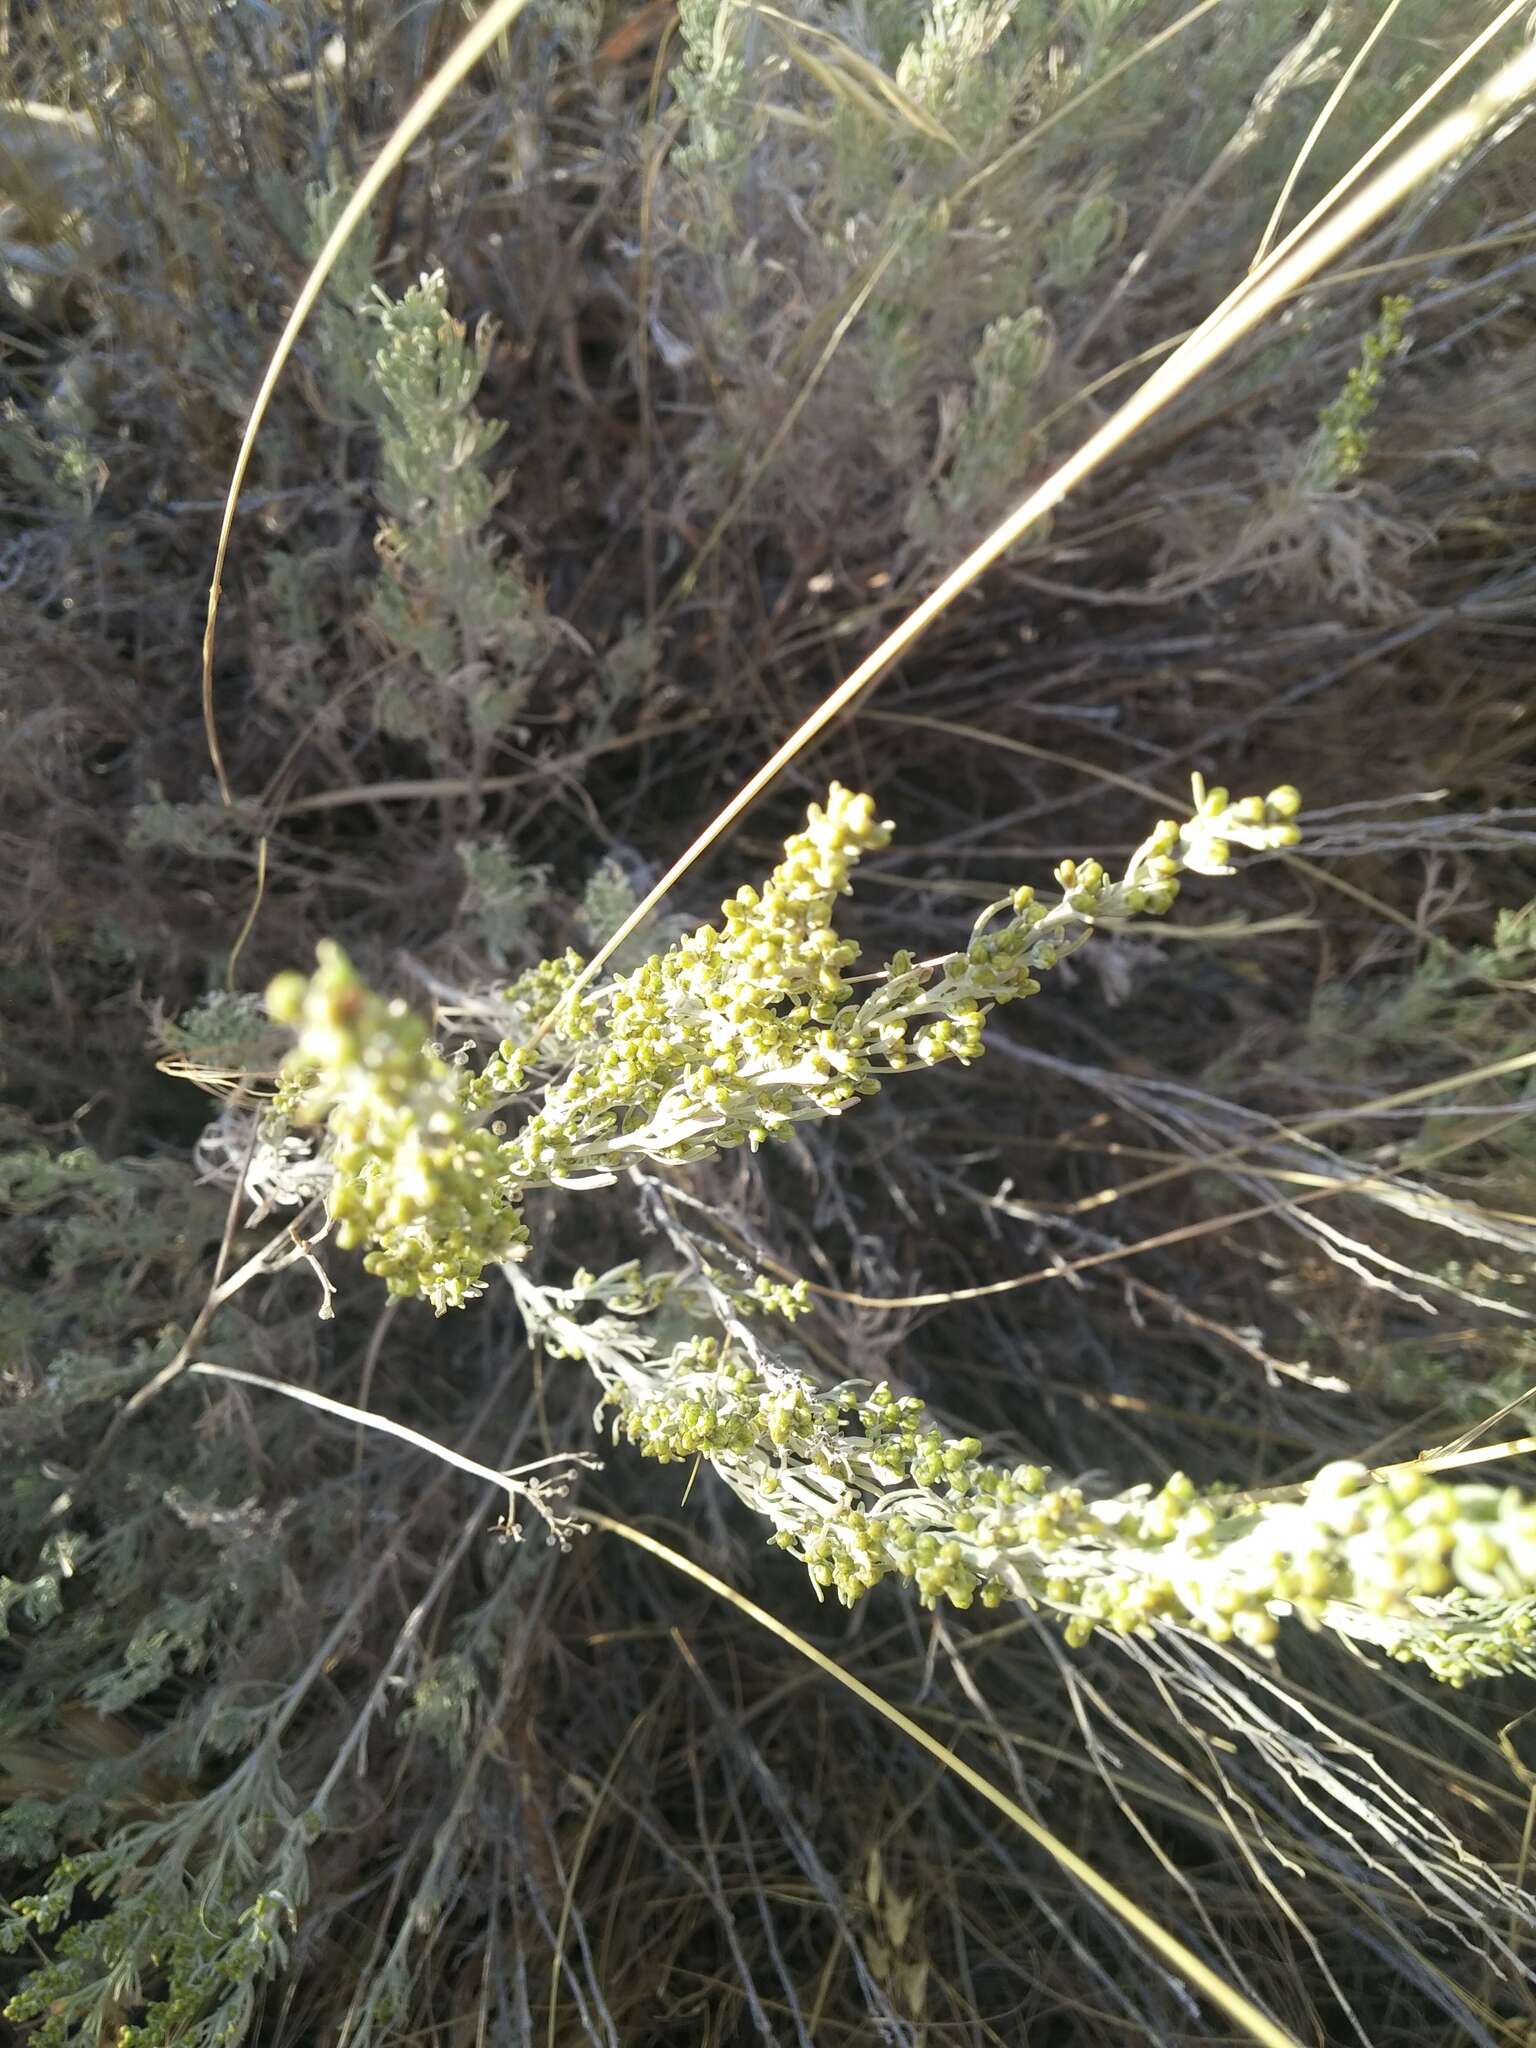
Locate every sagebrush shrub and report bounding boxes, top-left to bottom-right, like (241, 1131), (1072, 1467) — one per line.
(5, 4), (1535, 2042)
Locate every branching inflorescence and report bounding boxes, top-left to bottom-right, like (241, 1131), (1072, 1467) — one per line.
(510, 1258), (1536, 1688)
(270, 776), (1300, 1295)
(264, 778), (1536, 1683)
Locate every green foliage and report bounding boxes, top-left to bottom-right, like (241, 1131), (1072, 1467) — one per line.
(0, 1137), (223, 1399)
(127, 789), (259, 862)
(455, 843), (549, 967)
(0, 393), (105, 520)
(1368, 1324), (1536, 1434)
(0, 1094), (326, 2048)
(0, 1537), (77, 1640)
(154, 993), (283, 1078)
(895, 0), (1042, 143)
(1306, 294), (1412, 488)
(83, 1596), (219, 1715)
(366, 272), (548, 761)
(3, 1761), (312, 2048)
(575, 855), (693, 974)
(396, 1653), (479, 1767)
(672, 0), (750, 188)
(913, 308), (1050, 540)
(579, 856), (639, 948)
(1042, 185), (1120, 291)
(655, 0), (1464, 552)
(302, 179), (381, 423)
(1308, 896), (1536, 1077)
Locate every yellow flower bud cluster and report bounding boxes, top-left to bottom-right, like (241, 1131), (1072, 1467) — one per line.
(267, 943), (527, 1313)
(499, 784), (895, 1183)
(841, 781), (1304, 1077)
(571, 1312), (1063, 1609)
(705, 1268), (813, 1321)
(538, 1275), (1536, 1681)
(1172, 778), (1303, 879)
(496, 778), (1304, 1186)
(475, 949), (593, 1104)
(1139, 1461), (1536, 1684)
(608, 1335), (824, 1463)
